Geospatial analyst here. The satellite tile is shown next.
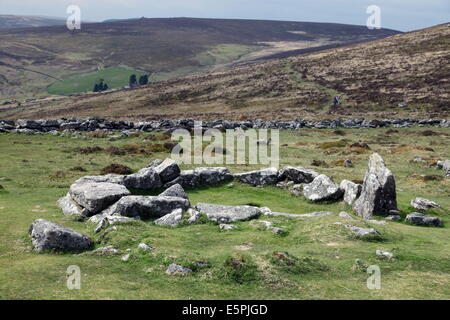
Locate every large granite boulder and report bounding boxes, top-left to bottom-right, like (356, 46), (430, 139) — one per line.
(353, 153), (397, 219)
(278, 166), (319, 183)
(340, 180), (362, 205)
(57, 193), (83, 216)
(410, 197), (441, 211)
(303, 174), (343, 202)
(155, 208), (184, 227)
(154, 158), (180, 183)
(195, 203), (261, 223)
(194, 167), (233, 185)
(29, 219), (93, 252)
(101, 195), (190, 220)
(234, 167), (278, 186)
(123, 167), (162, 190)
(74, 174), (125, 185)
(405, 213), (443, 227)
(159, 184), (189, 201)
(164, 170), (201, 189)
(69, 181), (131, 215)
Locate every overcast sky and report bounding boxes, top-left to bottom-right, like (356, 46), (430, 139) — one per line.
(1, 0), (449, 31)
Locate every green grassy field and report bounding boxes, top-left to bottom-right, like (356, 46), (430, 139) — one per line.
(0, 127), (449, 299)
(47, 66), (148, 95)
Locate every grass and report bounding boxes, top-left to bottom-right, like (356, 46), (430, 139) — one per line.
(195, 44), (259, 66)
(47, 66), (148, 95)
(0, 127), (449, 299)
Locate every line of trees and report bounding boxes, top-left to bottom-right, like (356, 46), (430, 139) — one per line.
(129, 74), (149, 88)
(92, 73), (149, 93)
(93, 79), (108, 92)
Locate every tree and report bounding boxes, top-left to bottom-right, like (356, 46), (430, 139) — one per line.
(93, 79), (108, 92)
(139, 75), (149, 85)
(129, 74), (137, 87)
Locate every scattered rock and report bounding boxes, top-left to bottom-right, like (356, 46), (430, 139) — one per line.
(259, 221), (286, 235)
(353, 153), (397, 219)
(195, 203), (261, 223)
(57, 193), (83, 216)
(303, 174), (343, 202)
(335, 222), (380, 238)
(29, 219), (93, 252)
(278, 166), (319, 183)
(154, 158), (181, 183)
(376, 250), (395, 260)
(411, 156), (426, 164)
(410, 197), (441, 211)
(166, 263), (192, 276)
(159, 184), (189, 200)
(138, 243), (154, 251)
(121, 254), (130, 262)
(88, 246), (120, 256)
(405, 213), (443, 227)
(94, 218), (108, 234)
(339, 211), (356, 220)
(186, 208), (201, 224)
(385, 214), (402, 221)
(340, 180), (362, 205)
(259, 220), (274, 228)
(155, 208), (184, 227)
(98, 226), (117, 239)
(69, 181), (131, 215)
(234, 167), (278, 186)
(219, 224), (239, 231)
(107, 215), (136, 225)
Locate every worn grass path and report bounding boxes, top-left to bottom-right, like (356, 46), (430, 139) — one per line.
(0, 128), (449, 299)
